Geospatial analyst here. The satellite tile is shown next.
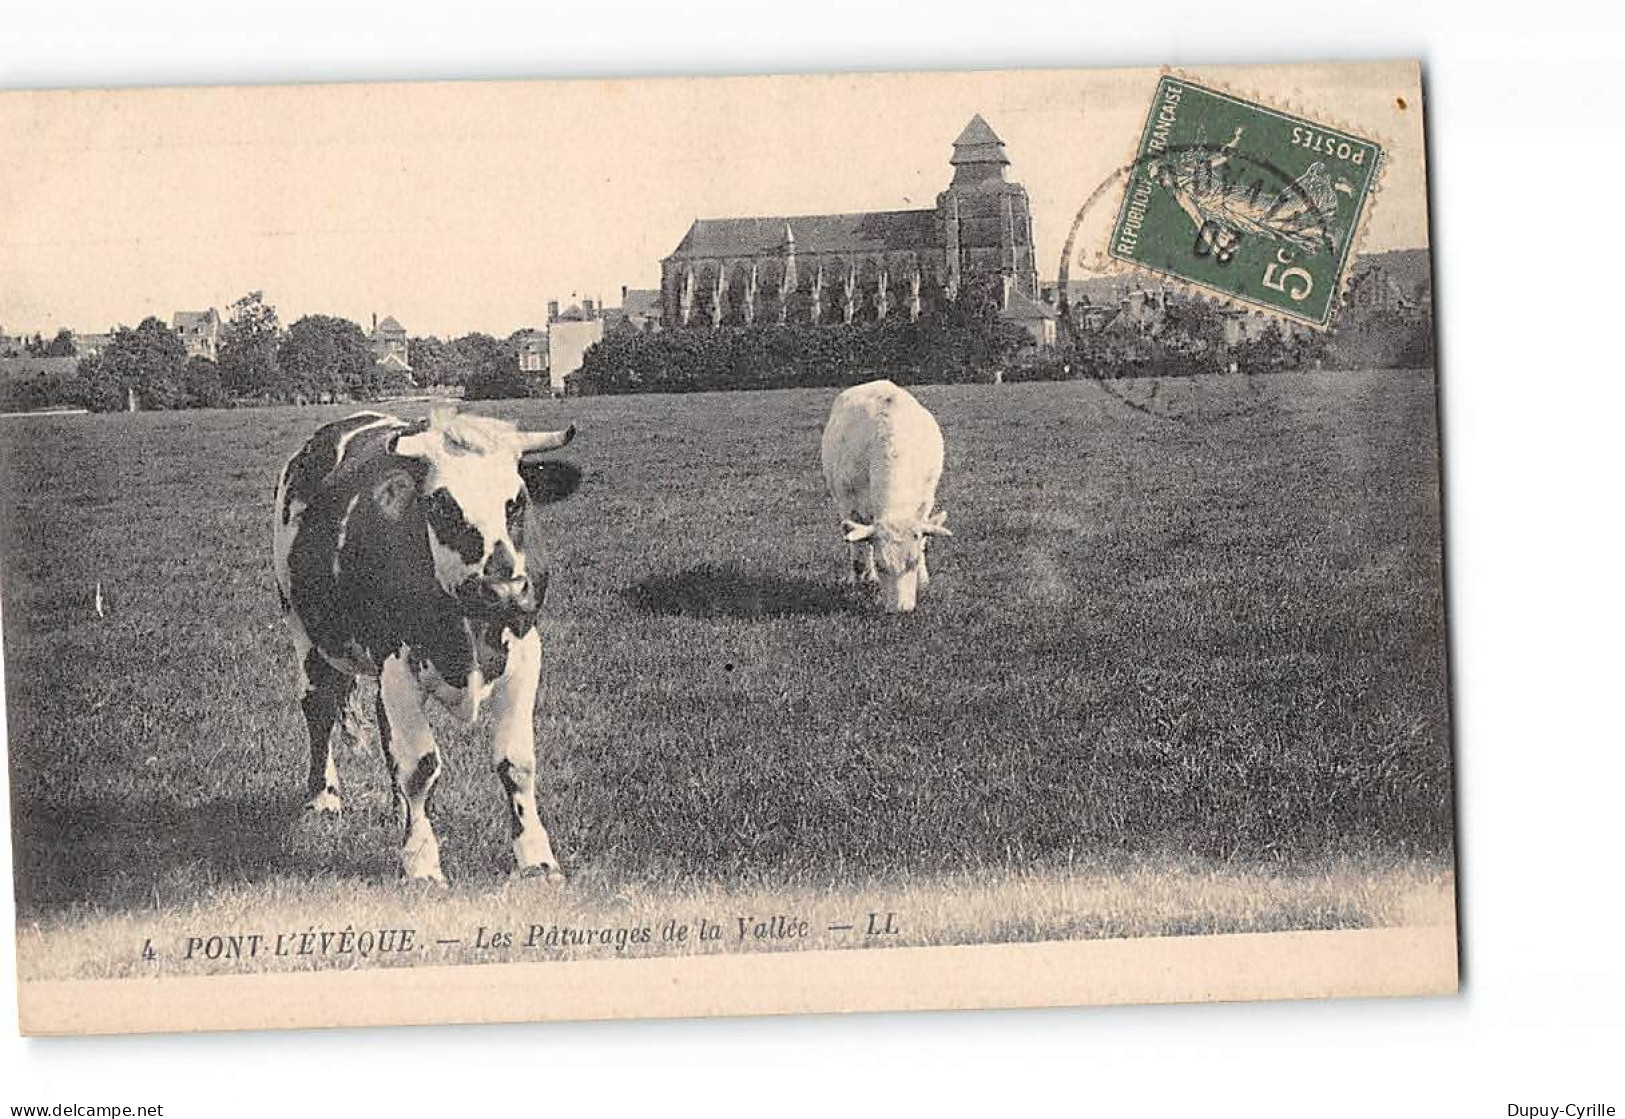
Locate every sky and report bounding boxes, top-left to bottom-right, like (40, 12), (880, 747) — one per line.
(0, 62), (1428, 339)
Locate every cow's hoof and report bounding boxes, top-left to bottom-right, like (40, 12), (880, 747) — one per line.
(302, 790), (343, 815)
(404, 869), (449, 888)
(402, 845), (447, 886)
(517, 864), (566, 886)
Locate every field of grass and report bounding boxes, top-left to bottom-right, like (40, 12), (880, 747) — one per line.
(0, 371), (1455, 980)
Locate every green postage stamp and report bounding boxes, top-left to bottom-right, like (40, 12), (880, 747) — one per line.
(1109, 75), (1385, 327)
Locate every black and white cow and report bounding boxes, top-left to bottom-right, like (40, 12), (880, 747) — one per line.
(273, 407), (575, 884)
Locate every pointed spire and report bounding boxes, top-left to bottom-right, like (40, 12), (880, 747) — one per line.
(953, 113), (1003, 148)
(950, 113), (1010, 167)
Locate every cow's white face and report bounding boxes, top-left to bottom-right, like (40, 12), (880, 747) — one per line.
(388, 411), (574, 620)
(844, 511), (951, 614)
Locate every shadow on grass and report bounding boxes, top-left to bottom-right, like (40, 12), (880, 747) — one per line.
(626, 563), (862, 620)
(9, 792), (390, 917)
(519, 458), (584, 504)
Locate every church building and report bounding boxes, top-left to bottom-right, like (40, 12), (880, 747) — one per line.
(660, 115), (1050, 339)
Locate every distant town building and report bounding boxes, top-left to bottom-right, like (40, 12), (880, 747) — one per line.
(371, 314), (410, 369)
(546, 321), (601, 395)
(1044, 249), (1434, 350)
(545, 300), (604, 394)
(70, 331), (116, 357)
(513, 329), (549, 374)
(618, 286), (663, 333)
(1341, 252), (1431, 316)
(660, 114), (1043, 338)
(1002, 287), (1058, 347)
(1040, 279), (1174, 339)
(172, 309), (222, 361)
(1043, 276), (1307, 346)
(1040, 275), (1138, 312)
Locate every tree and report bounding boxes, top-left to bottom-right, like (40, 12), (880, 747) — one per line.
(42, 328), (76, 357)
(179, 356), (228, 409)
(366, 360), (417, 398)
(71, 356), (119, 412)
(91, 317), (187, 411)
(458, 332), (535, 400)
(1160, 298), (1227, 361)
(278, 315), (374, 401)
(407, 336), (459, 386)
(1, 363), (93, 412)
(218, 291), (282, 399)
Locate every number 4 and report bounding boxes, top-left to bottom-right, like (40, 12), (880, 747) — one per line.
(1263, 248), (1313, 301)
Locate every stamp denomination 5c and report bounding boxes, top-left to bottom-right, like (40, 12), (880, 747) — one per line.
(1109, 75), (1384, 327)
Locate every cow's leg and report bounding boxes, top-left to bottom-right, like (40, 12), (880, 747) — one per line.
(844, 524), (878, 584)
(490, 629), (564, 882)
(374, 687), (406, 833)
(918, 539), (931, 590)
(378, 653), (446, 884)
(337, 677), (369, 758)
(844, 539), (867, 585)
(299, 646), (349, 814)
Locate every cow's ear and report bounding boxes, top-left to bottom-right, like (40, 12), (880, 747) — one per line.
(923, 511), (953, 537)
(843, 519), (876, 543)
(372, 470), (418, 521)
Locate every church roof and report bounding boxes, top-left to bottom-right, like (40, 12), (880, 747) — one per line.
(951, 113), (1009, 166)
(667, 209), (940, 261)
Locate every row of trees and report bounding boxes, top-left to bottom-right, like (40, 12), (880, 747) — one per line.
(570, 296), (1032, 395)
(2, 293), (548, 413)
(206, 293), (540, 403)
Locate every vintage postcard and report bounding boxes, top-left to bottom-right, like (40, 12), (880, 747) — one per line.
(0, 61), (1455, 1036)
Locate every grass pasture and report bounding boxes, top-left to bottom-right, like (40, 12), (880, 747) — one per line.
(0, 372), (1455, 980)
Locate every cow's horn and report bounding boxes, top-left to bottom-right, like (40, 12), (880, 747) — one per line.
(516, 425), (575, 455)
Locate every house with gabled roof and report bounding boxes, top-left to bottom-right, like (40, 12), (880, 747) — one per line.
(618, 286), (663, 333)
(370, 314), (411, 370)
(173, 308), (222, 360)
(1002, 288), (1058, 347)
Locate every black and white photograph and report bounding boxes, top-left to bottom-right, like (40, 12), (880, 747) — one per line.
(8, 1), (1625, 1113)
(0, 61), (1464, 1035)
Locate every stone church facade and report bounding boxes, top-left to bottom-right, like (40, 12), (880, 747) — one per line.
(660, 115), (1044, 332)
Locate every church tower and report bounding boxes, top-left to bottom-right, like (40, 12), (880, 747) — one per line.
(936, 115), (1039, 306)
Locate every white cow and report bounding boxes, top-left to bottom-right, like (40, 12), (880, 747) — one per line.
(820, 379), (951, 613)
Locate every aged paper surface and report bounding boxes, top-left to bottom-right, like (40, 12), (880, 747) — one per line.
(0, 61), (1454, 1036)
